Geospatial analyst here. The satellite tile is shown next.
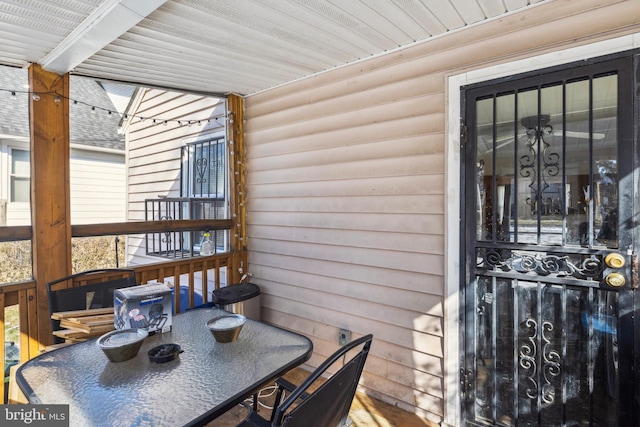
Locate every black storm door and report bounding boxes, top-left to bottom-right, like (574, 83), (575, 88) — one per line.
(461, 54), (639, 427)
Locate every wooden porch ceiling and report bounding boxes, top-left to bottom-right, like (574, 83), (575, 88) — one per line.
(0, 0), (549, 96)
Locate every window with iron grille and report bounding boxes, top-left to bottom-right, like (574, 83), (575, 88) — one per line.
(145, 136), (228, 258)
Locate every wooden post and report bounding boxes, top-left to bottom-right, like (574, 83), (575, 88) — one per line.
(29, 64), (72, 349)
(227, 94), (247, 284)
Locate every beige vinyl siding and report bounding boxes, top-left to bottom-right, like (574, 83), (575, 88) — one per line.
(125, 88), (226, 266)
(244, 0), (640, 423)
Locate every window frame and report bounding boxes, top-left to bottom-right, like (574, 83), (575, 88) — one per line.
(144, 132), (230, 259)
(9, 146), (30, 204)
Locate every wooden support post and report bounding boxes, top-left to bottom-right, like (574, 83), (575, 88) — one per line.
(29, 64), (72, 348)
(227, 93), (246, 252)
(227, 94), (248, 284)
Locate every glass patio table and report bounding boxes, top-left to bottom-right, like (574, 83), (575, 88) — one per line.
(16, 307), (313, 427)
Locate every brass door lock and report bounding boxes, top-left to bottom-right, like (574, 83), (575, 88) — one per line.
(605, 253), (625, 269)
(605, 272), (626, 288)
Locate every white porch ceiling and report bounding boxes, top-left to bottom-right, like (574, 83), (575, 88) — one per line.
(0, 0), (549, 96)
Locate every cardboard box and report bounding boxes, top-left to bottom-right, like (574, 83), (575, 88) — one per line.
(114, 283), (172, 334)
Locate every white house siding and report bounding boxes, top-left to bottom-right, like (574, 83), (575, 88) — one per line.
(243, 0), (640, 423)
(125, 88), (226, 269)
(70, 148), (126, 224)
(2, 144), (126, 226)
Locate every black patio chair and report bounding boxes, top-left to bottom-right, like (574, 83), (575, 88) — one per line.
(47, 268), (137, 343)
(237, 333), (373, 427)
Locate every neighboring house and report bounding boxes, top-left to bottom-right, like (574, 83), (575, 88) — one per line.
(122, 88), (228, 289)
(0, 66), (127, 226)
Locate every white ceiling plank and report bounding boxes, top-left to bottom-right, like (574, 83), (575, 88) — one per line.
(476, 0), (507, 18)
(40, 0), (169, 74)
(447, 0), (487, 24)
(321, 0), (411, 48)
(409, 0), (465, 32)
(504, 0), (530, 9)
(144, 4), (354, 70)
(198, 0), (377, 60)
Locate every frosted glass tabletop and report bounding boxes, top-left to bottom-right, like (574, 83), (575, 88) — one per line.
(17, 307), (313, 427)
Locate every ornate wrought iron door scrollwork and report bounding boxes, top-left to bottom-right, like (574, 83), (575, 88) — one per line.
(520, 318), (539, 399)
(519, 115), (560, 213)
(477, 248), (604, 280)
(519, 318), (561, 404)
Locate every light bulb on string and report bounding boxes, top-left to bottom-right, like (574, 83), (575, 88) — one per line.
(2, 86), (227, 127)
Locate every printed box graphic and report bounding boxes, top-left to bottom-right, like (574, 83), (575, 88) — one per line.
(114, 283), (172, 334)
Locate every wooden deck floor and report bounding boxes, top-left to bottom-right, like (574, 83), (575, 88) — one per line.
(207, 367), (438, 427)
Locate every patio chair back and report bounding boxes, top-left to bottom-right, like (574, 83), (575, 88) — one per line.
(272, 333), (373, 427)
(47, 268), (137, 343)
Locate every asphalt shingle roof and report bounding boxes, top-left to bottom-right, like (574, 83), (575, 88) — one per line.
(0, 66), (125, 151)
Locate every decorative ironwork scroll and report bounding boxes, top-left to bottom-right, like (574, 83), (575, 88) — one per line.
(196, 157), (209, 184)
(520, 318), (538, 399)
(541, 321), (561, 404)
(519, 319), (561, 404)
(160, 214), (173, 244)
(519, 115), (560, 212)
(477, 248), (603, 280)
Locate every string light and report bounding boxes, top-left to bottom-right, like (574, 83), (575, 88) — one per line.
(0, 87), (228, 126)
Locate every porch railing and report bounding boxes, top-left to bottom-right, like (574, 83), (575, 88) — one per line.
(144, 197), (228, 258)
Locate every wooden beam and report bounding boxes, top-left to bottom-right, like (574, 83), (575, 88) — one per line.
(29, 64), (71, 347)
(71, 219), (233, 237)
(0, 226), (31, 242)
(0, 219), (232, 242)
(227, 94), (246, 253)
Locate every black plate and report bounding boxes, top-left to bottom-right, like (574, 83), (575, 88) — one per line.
(147, 343), (182, 363)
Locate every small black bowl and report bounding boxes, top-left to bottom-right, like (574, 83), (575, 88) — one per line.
(148, 343), (182, 363)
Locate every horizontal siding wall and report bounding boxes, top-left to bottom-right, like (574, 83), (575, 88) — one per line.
(70, 149), (125, 224)
(244, 0), (640, 423)
(125, 88), (226, 266)
(3, 147), (126, 226)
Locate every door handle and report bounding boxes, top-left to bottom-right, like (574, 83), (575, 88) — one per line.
(605, 253), (625, 269)
(604, 253), (627, 288)
(605, 272), (626, 288)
